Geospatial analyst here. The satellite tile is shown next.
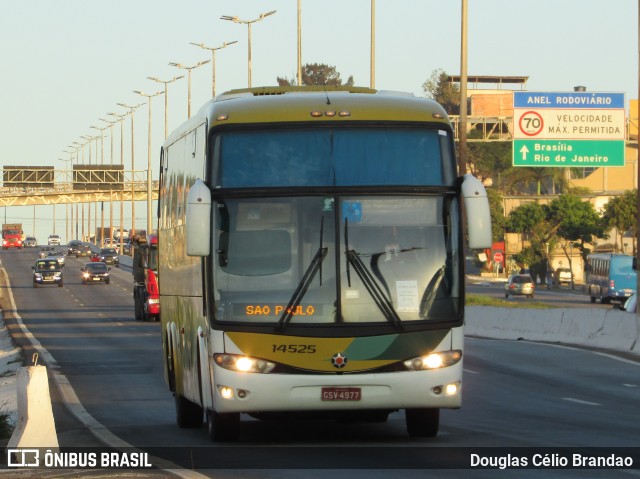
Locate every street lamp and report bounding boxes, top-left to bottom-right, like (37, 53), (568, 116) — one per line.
(100, 118), (117, 245)
(168, 60), (210, 118)
(147, 75), (184, 139)
(370, 0), (375, 89)
(90, 124), (109, 164)
(134, 89), (162, 235)
(107, 111), (129, 253)
(117, 102), (144, 239)
(297, 0), (302, 85)
(58, 157), (72, 241)
(189, 40), (238, 98)
(220, 10), (277, 88)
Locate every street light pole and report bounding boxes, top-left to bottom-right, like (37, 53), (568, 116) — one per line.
(220, 10), (277, 88)
(169, 60), (210, 118)
(370, 0), (375, 89)
(190, 40), (238, 98)
(100, 118), (116, 244)
(134, 89), (162, 235)
(459, 0), (469, 176)
(117, 102), (143, 239)
(108, 111), (129, 254)
(147, 75), (184, 139)
(297, 0), (302, 85)
(57, 157), (72, 241)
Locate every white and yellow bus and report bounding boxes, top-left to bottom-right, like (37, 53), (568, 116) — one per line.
(158, 86), (491, 441)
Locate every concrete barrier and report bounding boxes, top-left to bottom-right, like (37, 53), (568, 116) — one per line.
(466, 306), (640, 356)
(7, 364), (59, 449)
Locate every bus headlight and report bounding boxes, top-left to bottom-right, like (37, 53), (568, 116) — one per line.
(403, 350), (462, 371)
(214, 353), (276, 374)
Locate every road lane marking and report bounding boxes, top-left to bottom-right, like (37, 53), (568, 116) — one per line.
(623, 383), (638, 388)
(562, 397), (601, 406)
(463, 368), (479, 374)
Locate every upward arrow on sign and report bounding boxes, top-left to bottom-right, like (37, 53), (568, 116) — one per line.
(519, 145), (529, 161)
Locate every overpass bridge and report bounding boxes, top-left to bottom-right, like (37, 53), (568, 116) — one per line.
(0, 168), (158, 207)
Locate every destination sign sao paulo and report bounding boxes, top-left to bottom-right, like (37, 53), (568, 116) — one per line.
(512, 91), (625, 167)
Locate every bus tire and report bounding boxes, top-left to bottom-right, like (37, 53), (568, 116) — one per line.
(590, 296), (596, 304)
(207, 409), (240, 442)
(405, 408), (439, 438)
(175, 393), (203, 428)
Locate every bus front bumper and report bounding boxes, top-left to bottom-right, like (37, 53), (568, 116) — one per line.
(210, 363), (463, 414)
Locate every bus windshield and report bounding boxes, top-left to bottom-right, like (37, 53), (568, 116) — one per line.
(213, 127), (455, 188)
(213, 195), (460, 326)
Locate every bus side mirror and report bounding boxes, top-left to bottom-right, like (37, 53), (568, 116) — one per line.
(461, 174), (492, 250)
(186, 179), (212, 256)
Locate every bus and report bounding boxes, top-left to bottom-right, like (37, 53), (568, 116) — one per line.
(586, 253), (636, 304)
(157, 86), (492, 441)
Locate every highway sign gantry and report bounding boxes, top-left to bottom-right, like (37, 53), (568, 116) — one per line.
(512, 91), (626, 167)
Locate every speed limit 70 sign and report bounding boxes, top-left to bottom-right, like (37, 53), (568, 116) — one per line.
(517, 111), (544, 137)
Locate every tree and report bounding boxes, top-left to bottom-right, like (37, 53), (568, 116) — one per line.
(277, 63), (354, 87)
(506, 202), (551, 283)
(547, 194), (606, 287)
(422, 69), (460, 114)
(502, 167), (570, 195)
(466, 140), (512, 187)
(600, 190), (637, 255)
(486, 188), (505, 244)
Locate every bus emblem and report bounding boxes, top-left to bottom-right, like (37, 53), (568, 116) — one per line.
(331, 353), (348, 369)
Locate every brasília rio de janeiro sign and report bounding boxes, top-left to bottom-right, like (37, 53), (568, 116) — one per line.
(512, 91), (625, 167)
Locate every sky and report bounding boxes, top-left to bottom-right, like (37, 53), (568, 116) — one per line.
(0, 0), (637, 241)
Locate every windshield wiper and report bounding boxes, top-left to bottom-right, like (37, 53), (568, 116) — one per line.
(276, 218), (328, 331)
(344, 219), (403, 330)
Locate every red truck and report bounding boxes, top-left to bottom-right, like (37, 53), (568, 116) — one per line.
(132, 234), (159, 321)
(2, 223), (23, 249)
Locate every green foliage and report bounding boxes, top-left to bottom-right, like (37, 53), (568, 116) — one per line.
(547, 193), (606, 265)
(600, 190), (637, 251)
(503, 167), (570, 195)
(0, 407), (13, 440)
(277, 63), (354, 87)
(422, 69), (460, 114)
(486, 188), (505, 243)
(467, 142), (512, 186)
(506, 202), (546, 234)
(466, 293), (554, 309)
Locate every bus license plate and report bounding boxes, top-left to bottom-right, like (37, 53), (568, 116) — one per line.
(321, 387), (361, 401)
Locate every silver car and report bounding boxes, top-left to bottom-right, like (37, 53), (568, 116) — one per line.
(505, 274), (535, 299)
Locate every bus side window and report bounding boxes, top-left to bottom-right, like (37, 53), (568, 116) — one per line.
(219, 230), (292, 276)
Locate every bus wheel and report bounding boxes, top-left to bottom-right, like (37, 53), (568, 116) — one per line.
(590, 296), (596, 304)
(207, 409), (240, 442)
(175, 393), (203, 428)
(405, 408), (439, 438)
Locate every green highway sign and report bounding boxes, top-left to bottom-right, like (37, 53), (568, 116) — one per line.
(513, 139), (625, 167)
(512, 91), (625, 167)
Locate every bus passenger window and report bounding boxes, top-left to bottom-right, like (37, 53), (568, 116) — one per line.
(218, 230), (291, 276)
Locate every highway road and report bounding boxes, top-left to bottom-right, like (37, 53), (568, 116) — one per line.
(1, 248), (639, 478)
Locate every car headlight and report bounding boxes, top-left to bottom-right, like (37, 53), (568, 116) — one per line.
(34, 273), (43, 279)
(403, 350), (462, 371)
(214, 353), (276, 374)
(83, 272), (90, 278)
(54, 272), (62, 278)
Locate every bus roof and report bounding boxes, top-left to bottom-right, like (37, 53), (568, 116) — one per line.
(164, 86), (451, 147)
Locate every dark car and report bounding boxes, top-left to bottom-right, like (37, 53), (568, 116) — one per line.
(32, 258), (63, 288)
(67, 240), (83, 256)
(92, 248), (120, 267)
(24, 236), (38, 247)
(75, 243), (93, 258)
(80, 262), (111, 285)
(39, 245), (57, 258)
